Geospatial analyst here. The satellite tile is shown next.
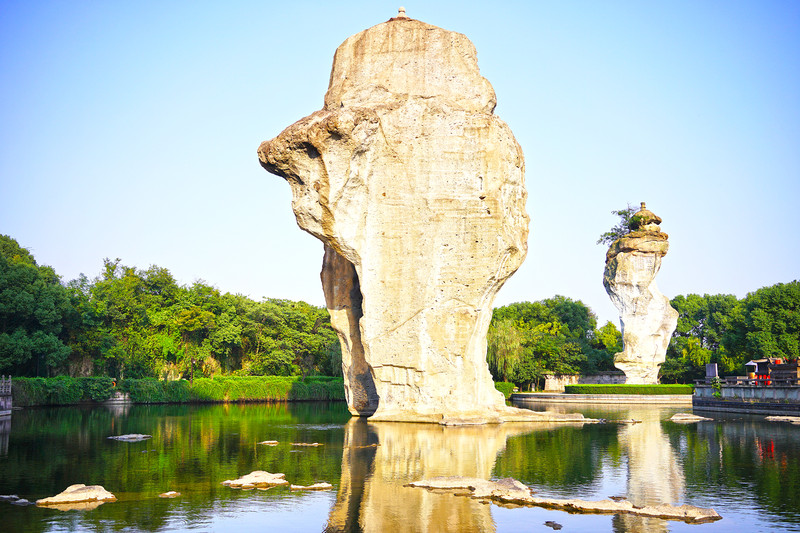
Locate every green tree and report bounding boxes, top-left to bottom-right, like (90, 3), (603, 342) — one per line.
(722, 281), (800, 366)
(665, 293), (738, 380)
(0, 235), (72, 375)
(596, 203), (637, 246)
(487, 318), (523, 382)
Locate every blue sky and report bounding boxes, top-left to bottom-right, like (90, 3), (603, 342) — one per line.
(1, 0), (798, 326)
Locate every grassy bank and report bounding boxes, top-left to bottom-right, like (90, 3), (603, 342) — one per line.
(11, 376), (345, 406)
(563, 384), (694, 395)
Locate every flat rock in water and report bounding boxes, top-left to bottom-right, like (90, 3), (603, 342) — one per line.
(670, 413), (713, 423)
(108, 434), (152, 442)
(221, 471), (288, 489)
(291, 442), (322, 447)
(159, 491), (181, 498)
(11, 498), (33, 506)
(0, 494), (20, 501)
(290, 483), (333, 491)
(37, 484), (116, 506)
(408, 476), (721, 523)
(258, 440), (279, 446)
(765, 416), (800, 425)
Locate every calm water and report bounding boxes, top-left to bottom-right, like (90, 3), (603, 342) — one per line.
(0, 401), (798, 532)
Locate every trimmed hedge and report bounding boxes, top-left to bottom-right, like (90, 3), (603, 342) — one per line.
(563, 384), (694, 395)
(11, 376), (345, 406)
(121, 376), (346, 403)
(12, 376), (116, 406)
(494, 382), (516, 399)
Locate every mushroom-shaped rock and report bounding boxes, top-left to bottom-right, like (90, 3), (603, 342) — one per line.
(630, 201), (663, 230)
(258, 13), (528, 424)
(603, 202), (678, 384)
(36, 484), (116, 506)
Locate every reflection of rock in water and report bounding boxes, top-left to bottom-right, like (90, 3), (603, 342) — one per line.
(326, 419), (495, 532)
(614, 407), (685, 533)
(326, 419), (578, 532)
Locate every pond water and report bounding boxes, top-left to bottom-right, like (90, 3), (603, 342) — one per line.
(0, 401), (798, 532)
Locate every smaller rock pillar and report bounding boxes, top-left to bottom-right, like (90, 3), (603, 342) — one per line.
(603, 202), (678, 384)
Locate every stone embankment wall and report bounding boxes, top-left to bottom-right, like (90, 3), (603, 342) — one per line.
(0, 376), (11, 416)
(694, 385), (800, 415)
(543, 372), (626, 392)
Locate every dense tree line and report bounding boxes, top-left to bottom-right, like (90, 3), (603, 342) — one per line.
(2, 234), (797, 385)
(661, 281), (800, 382)
(1, 235), (341, 379)
(486, 297), (622, 390)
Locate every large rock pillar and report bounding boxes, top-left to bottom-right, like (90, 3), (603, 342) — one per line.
(603, 203), (679, 384)
(258, 11), (529, 423)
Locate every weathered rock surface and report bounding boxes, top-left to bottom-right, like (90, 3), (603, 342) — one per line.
(291, 482), (333, 491)
(670, 413), (713, 423)
(36, 484), (116, 506)
(159, 491), (181, 498)
(603, 203), (678, 384)
(765, 416), (800, 425)
(221, 471), (289, 489)
(259, 13), (528, 422)
(107, 434), (151, 442)
(408, 476), (721, 523)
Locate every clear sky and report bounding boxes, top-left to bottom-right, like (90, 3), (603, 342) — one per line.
(1, 0), (798, 326)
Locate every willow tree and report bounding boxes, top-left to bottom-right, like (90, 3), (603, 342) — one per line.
(487, 318), (523, 382)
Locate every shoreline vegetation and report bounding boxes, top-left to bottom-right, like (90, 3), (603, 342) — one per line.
(2, 233), (798, 394)
(10, 378), (692, 407)
(11, 375), (346, 407)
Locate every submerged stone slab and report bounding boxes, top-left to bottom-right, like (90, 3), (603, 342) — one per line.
(408, 476), (721, 523)
(670, 413), (713, 423)
(291, 483), (333, 491)
(222, 471), (289, 489)
(107, 434), (152, 442)
(603, 203), (678, 384)
(259, 12), (528, 422)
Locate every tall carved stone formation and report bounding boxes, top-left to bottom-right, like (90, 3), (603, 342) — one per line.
(258, 10), (529, 423)
(603, 203), (679, 384)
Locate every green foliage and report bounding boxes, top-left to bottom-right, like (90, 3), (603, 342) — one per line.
(563, 384), (694, 395)
(710, 377), (722, 398)
(488, 297), (608, 390)
(665, 283), (800, 381)
(0, 235), (73, 375)
(0, 236), (344, 379)
(722, 281), (800, 366)
(12, 376), (84, 405)
(116, 376), (345, 404)
(487, 319), (522, 382)
(494, 381), (516, 399)
(596, 204), (636, 246)
(81, 376), (116, 401)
